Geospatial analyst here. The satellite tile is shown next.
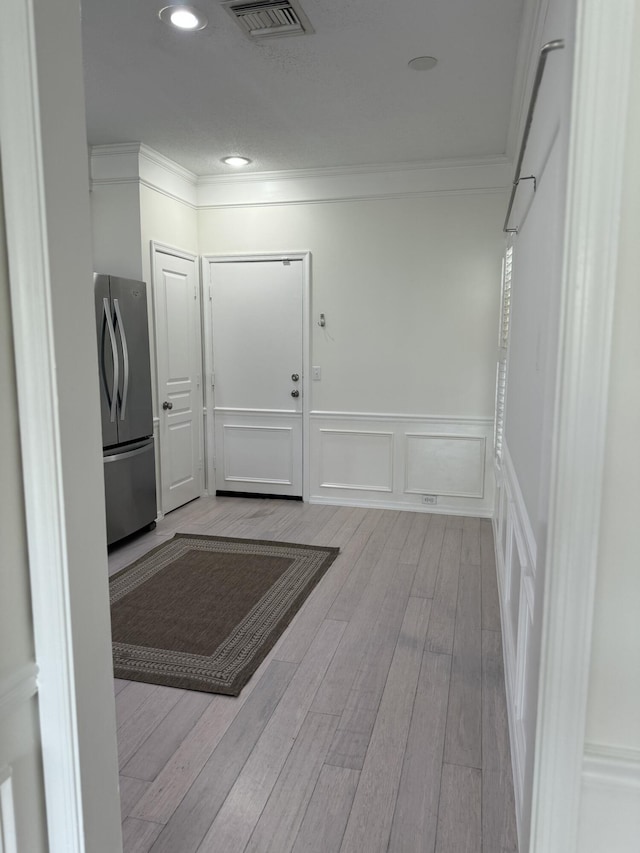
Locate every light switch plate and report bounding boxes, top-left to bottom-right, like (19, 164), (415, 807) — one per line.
(312, 366), (321, 380)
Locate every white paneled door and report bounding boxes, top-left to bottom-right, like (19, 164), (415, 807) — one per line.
(209, 258), (304, 497)
(154, 247), (204, 513)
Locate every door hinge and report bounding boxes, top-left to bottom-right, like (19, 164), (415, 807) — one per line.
(211, 371), (215, 387)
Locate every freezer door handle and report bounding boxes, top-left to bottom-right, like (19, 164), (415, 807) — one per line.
(102, 297), (119, 423)
(104, 440), (153, 463)
(113, 297), (130, 422)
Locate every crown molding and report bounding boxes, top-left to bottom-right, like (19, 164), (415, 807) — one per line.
(89, 144), (511, 209)
(196, 156), (512, 208)
(90, 143), (198, 207)
(198, 154), (512, 186)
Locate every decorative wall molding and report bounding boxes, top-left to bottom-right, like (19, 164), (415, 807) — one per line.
(404, 434), (485, 499)
(310, 410), (493, 426)
(577, 745), (640, 853)
(0, 664), (38, 719)
(90, 143), (511, 209)
(90, 143), (198, 208)
(319, 428), (394, 492)
(503, 444), (537, 570)
(494, 442), (538, 844)
(310, 412), (494, 516)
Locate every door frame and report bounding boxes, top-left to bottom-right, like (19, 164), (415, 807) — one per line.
(151, 241), (205, 513)
(0, 0), (122, 849)
(201, 252), (311, 502)
(529, 1), (636, 851)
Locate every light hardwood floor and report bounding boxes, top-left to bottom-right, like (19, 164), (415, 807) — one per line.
(108, 496), (518, 853)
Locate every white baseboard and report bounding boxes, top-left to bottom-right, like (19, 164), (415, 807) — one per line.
(309, 411), (495, 517)
(309, 495), (493, 517)
(577, 746), (640, 853)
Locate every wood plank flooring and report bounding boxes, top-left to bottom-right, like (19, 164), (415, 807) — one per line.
(109, 496), (518, 853)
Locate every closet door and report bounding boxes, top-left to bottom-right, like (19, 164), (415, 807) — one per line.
(154, 247), (204, 513)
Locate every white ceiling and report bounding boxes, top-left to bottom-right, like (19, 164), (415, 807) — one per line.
(81, 0), (526, 176)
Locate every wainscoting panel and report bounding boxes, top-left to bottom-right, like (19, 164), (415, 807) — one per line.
(493, 443), (538, 845)
(405, 433), (485, 498)
(319, 429), (393, 492)
(310, 412), (494, 516)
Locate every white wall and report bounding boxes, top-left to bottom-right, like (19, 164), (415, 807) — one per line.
(0, 158), (48, 853)
(140, 185), (199, 412)
(199, 194), (503, 416)
(199, 191), (504, 514)
(90, 182), (143, 280)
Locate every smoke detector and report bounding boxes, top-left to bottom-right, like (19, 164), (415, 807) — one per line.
(223, 0), (314, 40)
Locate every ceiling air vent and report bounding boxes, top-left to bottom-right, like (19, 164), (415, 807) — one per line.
(223, 0), (314, 39)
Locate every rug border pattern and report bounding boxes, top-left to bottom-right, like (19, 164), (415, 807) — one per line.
(110, 533), (339, 695)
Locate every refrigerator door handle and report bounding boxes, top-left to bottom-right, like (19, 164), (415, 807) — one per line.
(113, 297), (130, 422)
(103, 297), (119, 423)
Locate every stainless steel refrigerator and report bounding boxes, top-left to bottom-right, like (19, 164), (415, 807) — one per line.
(95, 274), (157, 545)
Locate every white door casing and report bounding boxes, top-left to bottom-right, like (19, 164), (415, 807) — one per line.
(153, 244), (204, 513)
(204, 254), (311, 500)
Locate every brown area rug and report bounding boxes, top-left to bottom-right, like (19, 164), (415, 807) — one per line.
(109, 533), (339, 696)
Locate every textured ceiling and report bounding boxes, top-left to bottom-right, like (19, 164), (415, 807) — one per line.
(81, 0), (526, 176)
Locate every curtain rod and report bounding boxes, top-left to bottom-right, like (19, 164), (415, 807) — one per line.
(504, 39), (565, 234)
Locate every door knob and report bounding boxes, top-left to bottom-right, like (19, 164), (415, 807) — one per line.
(291, 373), (300, 382)
(291, 389), (300, 398)
(162, 401), (173, 410)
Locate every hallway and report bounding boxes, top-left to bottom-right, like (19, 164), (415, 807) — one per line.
(110, 497), (517, 853)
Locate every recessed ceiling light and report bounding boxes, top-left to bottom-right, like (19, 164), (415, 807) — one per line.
(408, 56), (438, 71)
(159, 5), (208, 30)
(222, 156), (252, 167)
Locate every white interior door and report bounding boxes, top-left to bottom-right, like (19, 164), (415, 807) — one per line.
(154, 247), (204, 513)
(210, 259), (304, 497)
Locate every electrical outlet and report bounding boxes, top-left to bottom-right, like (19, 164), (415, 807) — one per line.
(422, 495), (437, 505)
